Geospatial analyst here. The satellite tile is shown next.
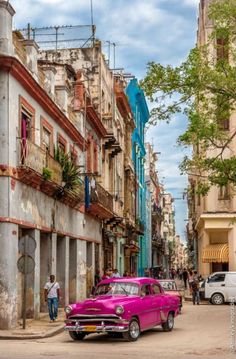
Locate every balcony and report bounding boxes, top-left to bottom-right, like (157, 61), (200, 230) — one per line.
(87, 182), (114, 219)
(152, 203), (163, 220)
(17, 140), (84, 209)
(135, 218), (145, 235)
(102, 113), (116, 149)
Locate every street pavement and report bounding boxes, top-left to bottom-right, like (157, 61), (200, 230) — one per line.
(0, 301), (235, 359)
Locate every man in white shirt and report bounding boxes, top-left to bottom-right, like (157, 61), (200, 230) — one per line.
(44, 275), (60, 322)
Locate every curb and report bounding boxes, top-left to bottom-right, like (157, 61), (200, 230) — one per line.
(0, 324), (64, 340)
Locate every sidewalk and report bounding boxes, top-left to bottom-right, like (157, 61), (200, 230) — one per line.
(0, 309), (65, 340)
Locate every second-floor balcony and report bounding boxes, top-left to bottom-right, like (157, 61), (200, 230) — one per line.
(86, 181), (114, 219)
(18, 140), (84, 208)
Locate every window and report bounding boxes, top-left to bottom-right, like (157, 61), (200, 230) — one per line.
(41, 118), (54, 156)
(218, 185), (230, 200)
(93, 141), (98, 173)
(141, 284), (151, 296)
(20, 96), (35, 142)
(58, 134), (67, 154)
(70, 149), (78, 165)
(152, 284), (161, 294)
(208, 274), (225, 283)
(216, 36), (228, 62)
(216, 95), (230, 131)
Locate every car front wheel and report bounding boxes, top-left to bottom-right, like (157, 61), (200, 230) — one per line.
(211, 293), (224, 305)
(69, 331), (86, 340)
(123, 318), (140, 341)
(162, 312), (174, 332)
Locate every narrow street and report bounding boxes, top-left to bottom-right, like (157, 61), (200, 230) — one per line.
(0, 302), (234, 359)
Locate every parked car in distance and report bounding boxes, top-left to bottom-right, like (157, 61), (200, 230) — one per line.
(159, 279), (183, 312)
(201, 271), (236, 305)
(64, 277), (180, 341)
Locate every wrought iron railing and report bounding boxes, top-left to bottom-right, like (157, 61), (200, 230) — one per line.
(90, 182), (113, 213)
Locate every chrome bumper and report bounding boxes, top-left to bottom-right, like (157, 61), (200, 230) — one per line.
(64, 324), (128, 333)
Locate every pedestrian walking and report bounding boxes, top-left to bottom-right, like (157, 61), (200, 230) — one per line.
(112, 268), (120, 278)
(191, 271), (200, 305)
(188, 269), (194, 293)
(44, 275), (60, 323)
(182, 268), (188, 289)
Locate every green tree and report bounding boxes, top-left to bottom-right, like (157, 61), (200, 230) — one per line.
(141, 0), (236, 194)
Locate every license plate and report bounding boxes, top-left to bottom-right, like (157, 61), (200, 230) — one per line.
(84, 326), (96, 332)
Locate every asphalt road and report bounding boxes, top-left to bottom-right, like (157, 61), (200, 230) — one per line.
(0, 302), (235, 359)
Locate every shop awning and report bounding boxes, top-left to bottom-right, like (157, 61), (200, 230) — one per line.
(202, 244), (229, 263)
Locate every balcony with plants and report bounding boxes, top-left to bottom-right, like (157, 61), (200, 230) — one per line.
(18, 141), (84, 209)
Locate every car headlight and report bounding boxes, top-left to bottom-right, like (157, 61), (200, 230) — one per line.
(115, 305), (124, 315)
(65, 305), (72, 315)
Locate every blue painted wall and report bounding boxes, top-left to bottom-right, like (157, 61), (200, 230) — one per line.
(126, 79), (149, 276)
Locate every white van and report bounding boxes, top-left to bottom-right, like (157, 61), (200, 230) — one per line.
(202, 272), (236, 305)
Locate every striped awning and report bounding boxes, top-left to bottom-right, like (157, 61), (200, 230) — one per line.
(202, 244), (229, 263)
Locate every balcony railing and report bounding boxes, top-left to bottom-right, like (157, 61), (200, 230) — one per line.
(90, 182), (113, 213)
(21, 140), (46, 172)
(102, 113), (113, 133)
(20, 140), (62, 184)
(46, 154), (62, 185)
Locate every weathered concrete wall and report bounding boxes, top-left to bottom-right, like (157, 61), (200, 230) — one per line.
(0, 1), (15, 56)
(0, 222), (18, 329)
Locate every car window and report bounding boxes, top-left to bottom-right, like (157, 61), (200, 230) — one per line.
(95, 282), (139, 296)
(160, 281), (177, 290)
(226, 274), (236, 286)
(152, 284), (162, 294)
(208, 274), (225, 283)
(141, 284), (151, 296)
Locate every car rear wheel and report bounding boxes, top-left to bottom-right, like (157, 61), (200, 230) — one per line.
(69, 331), (86, 340)
(162, 312), (174, 332)
(211, 293), (224, 305)
(123, 319), (140, 341)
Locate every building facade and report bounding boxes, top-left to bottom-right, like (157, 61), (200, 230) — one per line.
(187, 0), (236, 277)
(126, 79), (149, 276)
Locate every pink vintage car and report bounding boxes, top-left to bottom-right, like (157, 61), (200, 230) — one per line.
(64, 277), (180, 341)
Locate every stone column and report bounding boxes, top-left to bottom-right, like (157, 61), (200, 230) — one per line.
(77, 240), (87, 301)
(0, 222), (18, 329)
(64, 236), (70, 306)
(228, 227), (236, 271)
(33, 229), (40, 319)
(56, 236), (69, 307)
(51, 232), (57, 276)
(199, 229), (210, 277)
(0, 1), (15, 55)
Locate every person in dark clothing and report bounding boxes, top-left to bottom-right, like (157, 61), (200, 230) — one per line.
(192, 271), (200, 305)
(182, 268), (188, 289)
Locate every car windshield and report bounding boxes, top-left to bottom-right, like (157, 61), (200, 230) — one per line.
(160, 281), (177, 291)
(95, 282), (139, 296)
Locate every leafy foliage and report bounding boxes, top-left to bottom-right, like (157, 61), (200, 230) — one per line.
(54, 147), (81, 197)
(42, 167), (52, 181)
(140, 0), (236, 194)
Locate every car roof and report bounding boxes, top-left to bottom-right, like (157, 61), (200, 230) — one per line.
(99, 277), (160, 285)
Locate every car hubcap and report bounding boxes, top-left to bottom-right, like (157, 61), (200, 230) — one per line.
(214, 295), (222, 304)
(130, 321), (139, 339)
(168, 315), (174, 328)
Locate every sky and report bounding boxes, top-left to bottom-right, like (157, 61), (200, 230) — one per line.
(10, 0), (200, 242)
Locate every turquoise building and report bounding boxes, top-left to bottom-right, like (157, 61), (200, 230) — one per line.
(126, 79), (150, 276)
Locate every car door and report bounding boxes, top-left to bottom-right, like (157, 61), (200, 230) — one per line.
(207, 273), (226, 298)
(225, 274), (236, 301)
(151, 283), (163, 324)
(138, 284), (156, 330)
